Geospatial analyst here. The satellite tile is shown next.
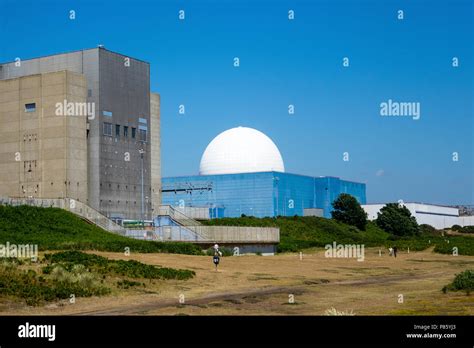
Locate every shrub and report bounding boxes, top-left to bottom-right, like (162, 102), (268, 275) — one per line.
(457, 226), (474, 234)
(376, 203), (419, 237)
(331, 194), (368, 231)
(442, 270), (474, 294)
(419, 224), (439, 235)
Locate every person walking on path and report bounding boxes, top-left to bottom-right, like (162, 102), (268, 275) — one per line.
(212, 243), (222, 271)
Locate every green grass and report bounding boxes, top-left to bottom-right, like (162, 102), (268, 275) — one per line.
(0, 205), (202, 255)
(203, 216), (388, 252)
(203, 216), (474, 255)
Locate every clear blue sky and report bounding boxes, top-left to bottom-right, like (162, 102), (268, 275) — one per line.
(1, 0), (473, 205)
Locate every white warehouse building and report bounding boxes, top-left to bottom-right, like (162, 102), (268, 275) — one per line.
(362, 203), (474, 230)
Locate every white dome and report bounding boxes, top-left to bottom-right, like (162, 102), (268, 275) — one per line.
(199, 127), (285, 175)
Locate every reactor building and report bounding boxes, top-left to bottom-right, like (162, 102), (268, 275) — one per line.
(162, 126), (366, 218)
(0, 47), (161, 220)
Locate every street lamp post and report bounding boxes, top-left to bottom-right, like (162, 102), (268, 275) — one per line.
(139, 148), (145, 228)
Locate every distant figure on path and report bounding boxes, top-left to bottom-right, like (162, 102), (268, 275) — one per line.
(393, 246), (398, 258)
(388, 247), (393, 256)
(213, 243), (221, 271)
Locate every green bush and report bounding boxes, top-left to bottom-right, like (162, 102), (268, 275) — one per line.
(456, 225), (474, 234)
(331, 193), (368, 231)
(442, 270), (474, 294)
(376, 203), (419, 237)
(419, 224), (439, 235)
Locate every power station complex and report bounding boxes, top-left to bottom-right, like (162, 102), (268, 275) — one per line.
(162, 127), (366, 218)
(1, 48), (471, 236)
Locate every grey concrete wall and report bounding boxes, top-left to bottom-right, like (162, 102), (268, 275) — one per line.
(0, 48), (100, 208)
(0, 71), (88, 202)
(97, 49), (151, 219)
(150, 93), (161, 217)
(0, 48), (157, 220)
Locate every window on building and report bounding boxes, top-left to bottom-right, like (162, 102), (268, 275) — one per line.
(139, 129), (147, 142)
(131, 127), (136, 138)
(103, 122), (112, 136)
(124, 126), (128, 137)
(115, 124), (120, 137)
(25, 103), (36, 112)
(103, 110), (113, 117)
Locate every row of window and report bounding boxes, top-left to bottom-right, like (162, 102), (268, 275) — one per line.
(23, 104), (148, 142)
(103, 122), (147, 141)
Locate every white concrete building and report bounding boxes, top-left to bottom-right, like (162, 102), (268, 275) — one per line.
(362, 203), (474, 229)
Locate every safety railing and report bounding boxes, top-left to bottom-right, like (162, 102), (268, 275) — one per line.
(157, 205), (210, 239)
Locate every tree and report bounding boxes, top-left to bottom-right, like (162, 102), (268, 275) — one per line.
(376, 203), (419, 236)
(331, 193), (368, 231)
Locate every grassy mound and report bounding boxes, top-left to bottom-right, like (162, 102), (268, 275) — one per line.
(0, 205), (202, 255)
(204, 216), (388, 252)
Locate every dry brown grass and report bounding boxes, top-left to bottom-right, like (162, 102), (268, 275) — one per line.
(1, 247), (473, 315)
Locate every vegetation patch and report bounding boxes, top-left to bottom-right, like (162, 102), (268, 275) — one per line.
(450, 225), (474, 234)
(117, 280), (144, 289)
(442, 270), (474, 295)
(0, 251), (195, 306)
(0, 205), (202, 255)
(0, 259), (109, 306)
(44, 251), (195, 280)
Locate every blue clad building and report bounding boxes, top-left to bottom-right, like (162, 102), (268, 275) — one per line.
(162, 172), (366, 218)
(162, 127), (366, 218)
